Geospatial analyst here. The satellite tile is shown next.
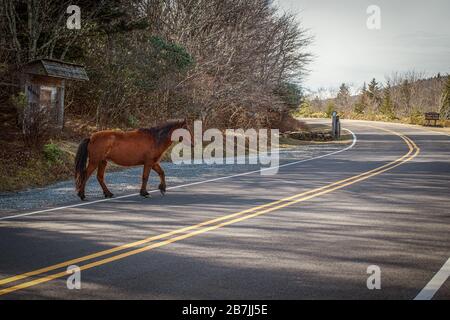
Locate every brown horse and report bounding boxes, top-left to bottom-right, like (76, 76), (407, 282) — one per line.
(74, 119), (190, 201)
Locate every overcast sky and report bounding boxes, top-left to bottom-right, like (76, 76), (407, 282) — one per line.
(276, 0), (450, 93)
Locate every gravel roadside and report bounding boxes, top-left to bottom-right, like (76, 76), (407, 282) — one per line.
(0, 142), (348, 213)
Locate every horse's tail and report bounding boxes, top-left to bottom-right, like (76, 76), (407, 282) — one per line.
(75, 138), (90, 191)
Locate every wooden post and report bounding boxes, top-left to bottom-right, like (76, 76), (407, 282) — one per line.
(336, 115), (341, 139)
(57, 80), (65, 129)
(331, 111), (341, 139)
(331, 111), (337, 138)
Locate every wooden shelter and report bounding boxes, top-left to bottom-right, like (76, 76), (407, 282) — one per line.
(21, 58), (89, 131)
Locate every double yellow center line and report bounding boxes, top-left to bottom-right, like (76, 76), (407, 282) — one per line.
(0, 128), (420, 297)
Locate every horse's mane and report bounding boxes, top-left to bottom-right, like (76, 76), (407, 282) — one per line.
(138, 120), (185, 142)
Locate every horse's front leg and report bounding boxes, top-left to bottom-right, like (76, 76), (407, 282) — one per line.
(97, 160), (113, 198)
(140, 163), (152, 197)
(152, 163), (166, 195)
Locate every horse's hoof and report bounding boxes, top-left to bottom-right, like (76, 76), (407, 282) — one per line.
(104, 192), (114, 198)
(77, 192), (86, 201)
(140, 190), (150, 198)
(158, 184), (166, 196)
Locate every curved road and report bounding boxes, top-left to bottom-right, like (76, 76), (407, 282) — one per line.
(0, 120), (449, 300)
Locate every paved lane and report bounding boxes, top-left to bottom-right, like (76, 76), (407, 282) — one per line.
(0, 121), (449, 299)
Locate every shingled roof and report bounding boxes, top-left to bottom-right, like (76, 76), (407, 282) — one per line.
(23, 58), (89, 81)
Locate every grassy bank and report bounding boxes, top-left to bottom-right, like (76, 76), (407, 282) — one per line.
(0, 141), (75, 192)
(0, 116), (90, 193)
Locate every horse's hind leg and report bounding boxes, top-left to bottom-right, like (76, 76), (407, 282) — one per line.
(140, 163), (151, 197)
(97, 160), (113, 198)
(78, 161), (97, 200)
(152, 163), (166, 195)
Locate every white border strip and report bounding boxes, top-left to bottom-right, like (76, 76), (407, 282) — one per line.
(415, 257), (450, 300)
(0, 130), (357, 221)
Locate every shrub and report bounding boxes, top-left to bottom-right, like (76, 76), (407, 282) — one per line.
(20, 102), (52, 148)
(43, 143), (64, 164)
(325, 102), (335, 118)
(10, 92), (27, 127)
(127, 114), (138, 128)
(310, 112), (328, 118)
(295, 101), (312, 117)
(409, 109), (424, 125)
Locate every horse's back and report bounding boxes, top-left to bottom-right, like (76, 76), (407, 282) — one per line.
(90, 129), (145, 143)
(88, 130), (152, 166)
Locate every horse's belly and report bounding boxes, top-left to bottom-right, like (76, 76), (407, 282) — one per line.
(108, 158), (141, 167)
(106, 151), (145, 167)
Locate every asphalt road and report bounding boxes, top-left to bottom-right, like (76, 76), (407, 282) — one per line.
(0, 120), (449, 300)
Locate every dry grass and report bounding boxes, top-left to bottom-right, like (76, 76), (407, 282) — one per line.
(345, 113), (450, 128)
(0, 115), (86, 193)
(0, 143), (74, 192)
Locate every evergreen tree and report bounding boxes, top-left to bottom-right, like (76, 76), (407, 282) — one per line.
(367, 78), (379, 99)
(336, 83), (350, 110)
(275, 82), (304, 112)
(367, 78), (381, 104)
(354, 82), (368, 114)
(337, 83), (350, 99)
(440, 75), (450, 120)
(380, 82), (395, 119)
(401, 79), (412, 112)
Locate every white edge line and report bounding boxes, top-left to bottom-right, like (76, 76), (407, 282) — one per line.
(344, 119), (450, 301)
(0, 129), (357, 221)
(414, 257), (450, 300)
